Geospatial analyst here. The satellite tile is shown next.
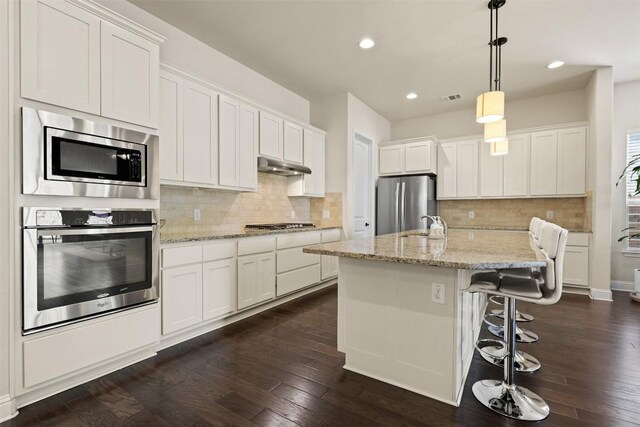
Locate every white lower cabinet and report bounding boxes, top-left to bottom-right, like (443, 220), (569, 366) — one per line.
(321, 256), (339, 281)
(237, 253), (276, 310)
(277, 265), (322, 297)
(161, 264), (203, 335)
(203, 259), (236, 321)
(563, 233), (590, 288)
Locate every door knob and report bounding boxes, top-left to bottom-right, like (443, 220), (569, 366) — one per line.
(365, 223), (370, 227)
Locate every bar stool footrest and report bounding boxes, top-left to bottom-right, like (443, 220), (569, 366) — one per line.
(490, 308), (535, 322)
(475, 338), (507, 361)
(479, 349), (541, 373)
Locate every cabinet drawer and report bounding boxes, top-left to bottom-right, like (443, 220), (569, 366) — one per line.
(321, 229), (342, 243)
(238, 236), (276, 256)
(277, 264), (321, 297)
(203, 241), (236, 261)
(277, 247), (320, 273)
(276, 231), (321, 249)
(567, 233), (590, 247)
(162, 245), (202, 268)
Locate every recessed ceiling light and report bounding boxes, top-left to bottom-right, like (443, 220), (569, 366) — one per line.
(406, 92), (418, 100)
(547, 61), (565, 69)
(359, 38), (375, 49)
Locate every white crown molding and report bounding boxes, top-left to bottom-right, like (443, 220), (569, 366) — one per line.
(589, 288), (613, 301)
(379, 135), (438, 147)
(439, 121), (589, 144)
(67, 0), (166, 45)
(0, 395), (17, 423)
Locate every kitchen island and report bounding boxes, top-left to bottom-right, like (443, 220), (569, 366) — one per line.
(304, 229), (546, 406)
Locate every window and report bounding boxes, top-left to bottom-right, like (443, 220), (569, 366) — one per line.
(626, 130), (640, 249)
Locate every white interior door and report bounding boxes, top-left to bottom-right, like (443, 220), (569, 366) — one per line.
(353, 133), (373, 239)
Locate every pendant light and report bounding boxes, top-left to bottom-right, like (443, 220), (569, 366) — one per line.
(484, 119), (507, 143)
(490, 140), (509, 156)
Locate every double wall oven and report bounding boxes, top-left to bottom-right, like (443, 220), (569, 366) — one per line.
(21, 108), (160, 334)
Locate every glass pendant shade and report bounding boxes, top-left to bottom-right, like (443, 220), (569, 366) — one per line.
(476, 91), (505, 124)
(484, 119), (507, 143)
(490, 139), (509, 156)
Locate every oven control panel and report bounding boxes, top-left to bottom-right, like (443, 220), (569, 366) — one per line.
(32, 209), (155, 227)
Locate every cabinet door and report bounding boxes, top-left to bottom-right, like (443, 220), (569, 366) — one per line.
(503, 134), (529, 197)
(557, 127), (587, 195)
(379, 146), (406, 175)
(302, 129), (317, 195)
(237, 256), (258, 310)
(257, 253), (276, 303)
(203, 259), (236, 321)
(161, 265), (203, 335)
(530, 131), (558, 196)
(563, 246), (589, 287)
(456, 140), (479, 198)
(183, 82), (219, 185)
(159, 70), (184, 181)
(21, 0), (101, 114)
(321, 255), (339, 280)
(405, 141), (433, 173)
(239, 103), (259, 190)
(100, 21), (159, 128)
(479, 141), (503, 197)
(284, 121), (304, 164)
(314, 133), (326, 196)
(219, 95), (241, 187)
(437, 143), (457, 198)
(259, 112), (283, 160)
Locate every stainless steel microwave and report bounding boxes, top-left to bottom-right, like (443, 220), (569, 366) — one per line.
(22, 108), (158, 199)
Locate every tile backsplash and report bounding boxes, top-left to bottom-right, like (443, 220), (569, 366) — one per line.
(160, 173), (342, 237)
(439, 196), (591, 231)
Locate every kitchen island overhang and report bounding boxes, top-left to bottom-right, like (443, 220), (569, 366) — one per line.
(303, 229), (545, 406)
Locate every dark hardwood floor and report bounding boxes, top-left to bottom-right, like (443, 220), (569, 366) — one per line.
(3, 286), (640, 426)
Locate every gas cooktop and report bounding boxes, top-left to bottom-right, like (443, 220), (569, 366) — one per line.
(245, 223), (316, 230)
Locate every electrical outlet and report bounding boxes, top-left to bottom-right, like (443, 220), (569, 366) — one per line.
(468, 211), (475, 219)
(193, 209), (201, 221)
(468, 232), (475, 241)
(291, 210), (296, 219)
(546, 211), (554, 220)
(432, 283), (445, 304)
(322, 210), (331, 219)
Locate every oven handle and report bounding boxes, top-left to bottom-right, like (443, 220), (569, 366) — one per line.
(36, 226), (154, 237)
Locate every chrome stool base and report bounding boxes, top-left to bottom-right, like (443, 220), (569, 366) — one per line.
(488, 324), (539, 343)
(479, 346), (541, 373)
(489, 296), (505, 306)
(490, 308), (534, 322)
(472, 380), (550, 421)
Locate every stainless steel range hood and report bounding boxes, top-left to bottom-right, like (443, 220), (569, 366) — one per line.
(257, 157), (311, 176)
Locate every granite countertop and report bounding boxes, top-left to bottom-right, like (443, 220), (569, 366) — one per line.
(449, 225), (592, 233)
(303, 229), (547, 270)
(161, 225), (342, 244)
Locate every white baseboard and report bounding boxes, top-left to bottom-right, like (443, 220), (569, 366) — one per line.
(611, 280), (635, 292)
(590, 288), (613, 301)
(0, 394), (17, 422)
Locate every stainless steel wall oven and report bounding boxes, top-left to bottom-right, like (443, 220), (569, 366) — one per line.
(22, 208), (159, 334)
(22, 108), (158, 199)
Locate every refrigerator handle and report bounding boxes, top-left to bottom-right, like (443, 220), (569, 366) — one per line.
(394, 182), (400, 232)
(400, 182), (406, 231)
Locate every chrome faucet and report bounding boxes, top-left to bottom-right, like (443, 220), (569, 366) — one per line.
(421, 215), (448, 236)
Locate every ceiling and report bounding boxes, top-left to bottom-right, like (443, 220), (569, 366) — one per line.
(130, 0), (640, 122)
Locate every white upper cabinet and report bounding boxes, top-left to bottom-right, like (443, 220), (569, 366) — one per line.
(238, 103), (259, 190)
(288, 129), (326, 197)
(21, 0), (101, 114)
(219, 95), (241, 187)
(100, 21), (159, 128)
(183, 81), (219, 185)
(502, 134), (529, 197)
(379, 139), (436, 176)
(21, 0), (163, 127)
(159, 70), (184, 182)
(259, 112), (284, 160)
(479, 141), (503, 197)
(437, 142), (457, 199)
(456, 139), (479, 198)
(284, 121), (304, 164)
(379, 146), (405, 175)
(530, 131), (558, 196)
(557, 127), (587, 195)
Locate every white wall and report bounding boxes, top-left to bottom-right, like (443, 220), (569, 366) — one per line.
(311, 93), (390, 239)
(611, 80), (640, 286)
(586, 68), (614, 299)
(96, 0), (310, 122)
(391, 89), (587, 140)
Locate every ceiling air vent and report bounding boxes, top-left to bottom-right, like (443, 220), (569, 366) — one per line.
(440, 93), (463, 102)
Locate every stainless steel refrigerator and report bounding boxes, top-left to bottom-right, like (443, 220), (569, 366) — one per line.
(376, 175), (437, 235)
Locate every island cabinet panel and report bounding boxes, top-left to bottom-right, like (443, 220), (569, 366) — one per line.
(203, 259), (236, 321)
(21, 0), (101, 115)
(161, 264), (203, 335)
